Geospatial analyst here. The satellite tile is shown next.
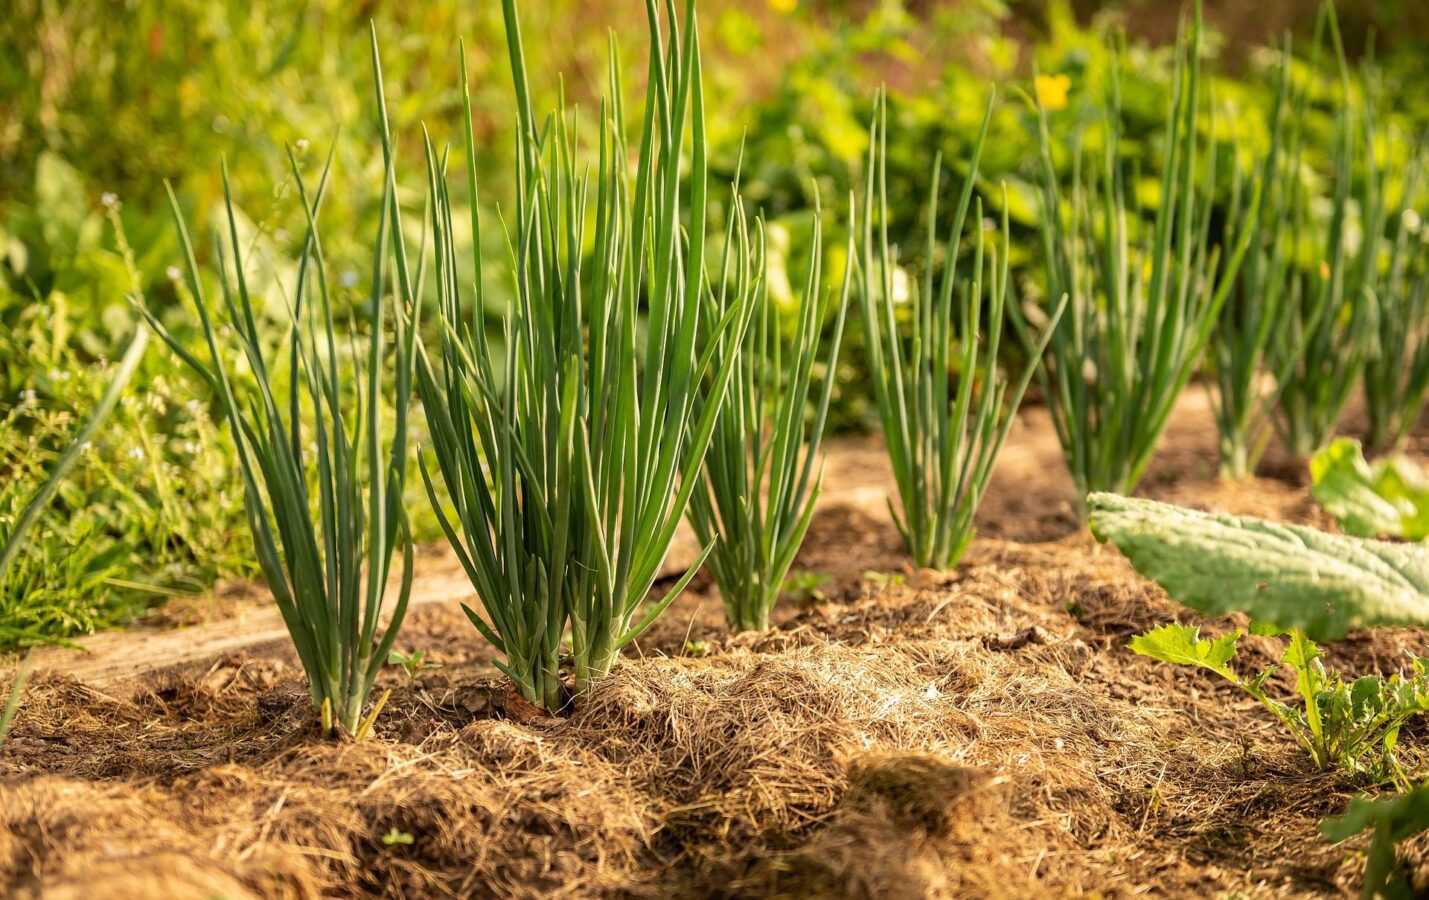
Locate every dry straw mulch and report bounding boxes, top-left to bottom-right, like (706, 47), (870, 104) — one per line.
(4, 402), (1429, 898)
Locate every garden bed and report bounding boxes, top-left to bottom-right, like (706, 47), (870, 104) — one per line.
(3, 389), (1427, 899)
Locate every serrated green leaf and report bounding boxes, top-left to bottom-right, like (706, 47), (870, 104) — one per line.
(1311, 439), (1429, 541)
(1089, 493), (1429, 641)
(1281, 631), (1322, 670)
(1128, 623), (1240, 677)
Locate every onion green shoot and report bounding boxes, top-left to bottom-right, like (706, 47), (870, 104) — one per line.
(1209, 37), (1308, 479)
(412, 0), (755, 710)
(1363, 140), (1429, 452)
(1272, 6), (1377, 459)
(142, 35), (417, 736)
(687, 190), (853, 632)
(1013, 4), (1255, 517)
(861, 91), (1062, 569)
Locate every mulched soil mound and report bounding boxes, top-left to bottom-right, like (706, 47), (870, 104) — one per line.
(3, 396), (1429, 898)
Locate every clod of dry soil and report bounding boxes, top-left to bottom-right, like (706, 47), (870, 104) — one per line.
(3, 389), (1429, 899)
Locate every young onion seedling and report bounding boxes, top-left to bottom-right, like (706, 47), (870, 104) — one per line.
(412, 0), (755, 710)
(144, 41), (417, 736)
(1014, 4), (1254, 517)
(686, 191), (853, 632)
(861, 91), (1062, 570)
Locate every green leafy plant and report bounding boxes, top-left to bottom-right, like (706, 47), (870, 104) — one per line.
(1094, 492), (1429, 892)
(0, 326), (149, 742)
(381, 827), (414, 847)
(387, 649), (438, 680)
(412, 0), (754, 711)
(1013, 5), (1254, 517)
(1132, 623), (1429, 787)
(1325, 781), (1429, 899)
(1312, 438), (1429, 541)
(782, 570), (832, 605)
(0, 284), (150, 745)
(862, 569), (904, 589)
(862, 91), (1063, 567)
(142, 40), (417, 737)
(687, 187), (852, 631)
(1, 327), (150, 587)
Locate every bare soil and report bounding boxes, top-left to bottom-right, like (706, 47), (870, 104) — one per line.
(4, 386), (1429, 899)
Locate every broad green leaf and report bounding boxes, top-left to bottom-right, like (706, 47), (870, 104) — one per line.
(1128, 623), (1240, 677)
(1378, 464), (1429, 542)
(1311, 439), (1429, 541)
(1088, 493), (1429, 641)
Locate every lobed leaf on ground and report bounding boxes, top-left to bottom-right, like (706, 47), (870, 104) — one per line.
(1128, 623), (1240, 677)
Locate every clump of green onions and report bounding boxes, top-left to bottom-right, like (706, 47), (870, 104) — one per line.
(1014, 5), (1253, 518)
(1364, 167), (1429, 452)
(144, 37), (417, 737)
(1271, 6), (1377, 459)
(861, 91), (1061, 569)
(412, 0), (754, 711)
(1362, 135), (1429, 451)
(1209, 37), (1305, 480)
(687, 189), (853, 632)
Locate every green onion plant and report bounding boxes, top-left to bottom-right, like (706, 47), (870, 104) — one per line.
(1209, 37), (1310, 479)
(1363, 140), (1429, 452)
(862, 91), (1063, 569)
(1013, 5), (1254, 517)
(1271, 7), (1377, 459)
(412, 0), (755, 711)
(143, 40), (417, 737)
(686, 190), (853, 632)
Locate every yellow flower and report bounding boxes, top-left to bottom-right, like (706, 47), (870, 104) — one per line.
(768, 0), (797, 13)
(1034, 73), (1071, 112)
